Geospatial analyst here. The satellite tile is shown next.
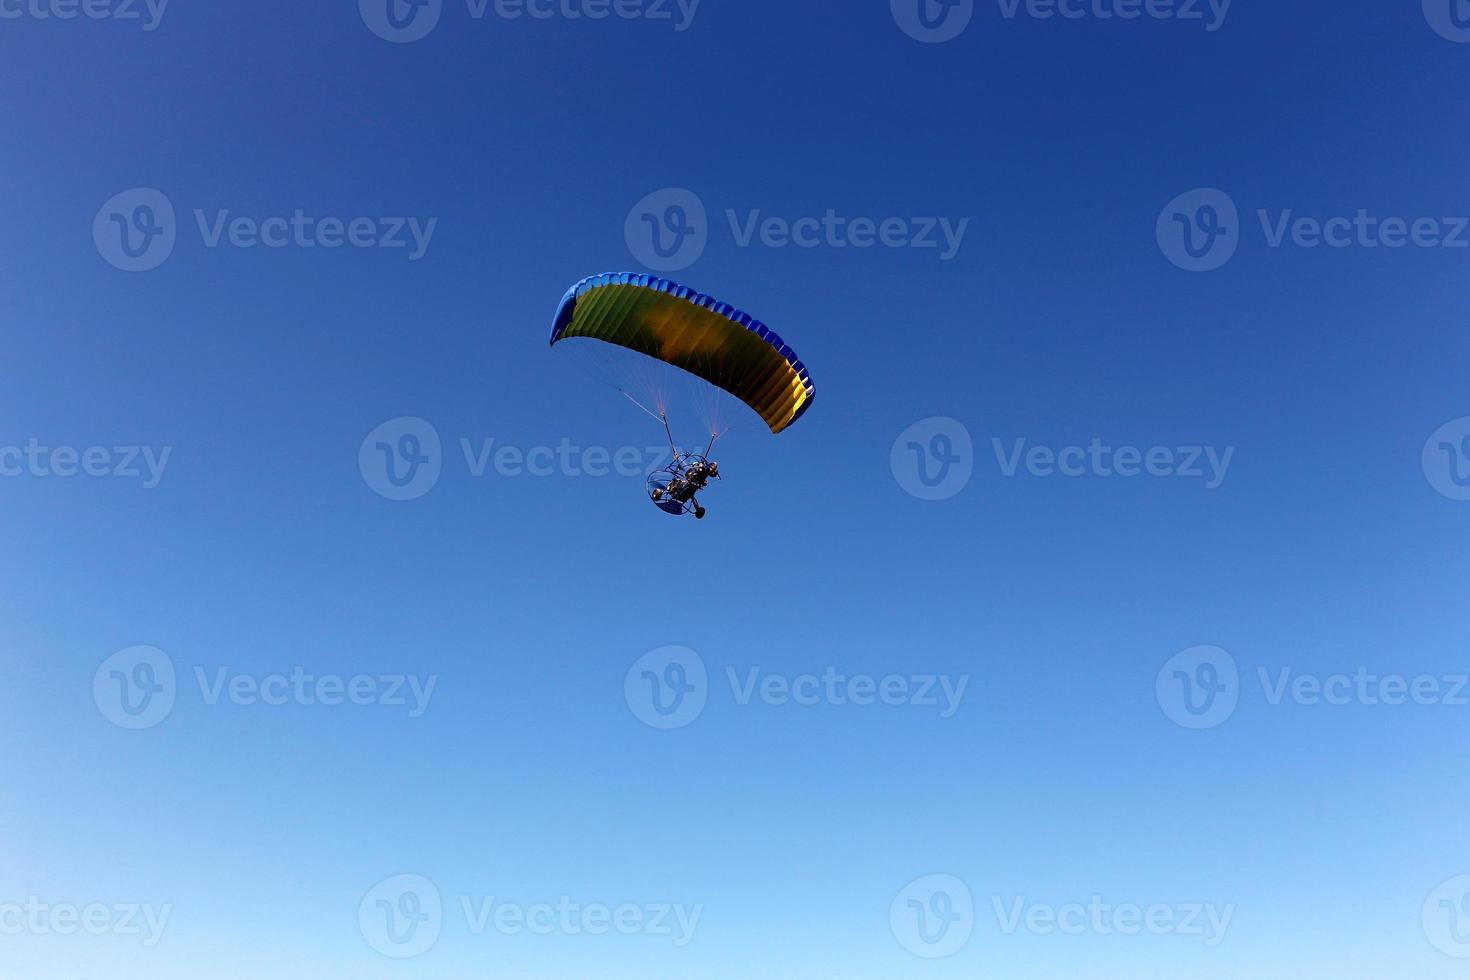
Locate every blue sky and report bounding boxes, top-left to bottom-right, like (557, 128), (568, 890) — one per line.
(3, 1), (1470, 977)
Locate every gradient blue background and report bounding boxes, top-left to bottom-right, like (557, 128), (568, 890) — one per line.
(2, 1), (1468, 977)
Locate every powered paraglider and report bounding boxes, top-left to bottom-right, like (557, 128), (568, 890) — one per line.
(550, 273), (814, 518)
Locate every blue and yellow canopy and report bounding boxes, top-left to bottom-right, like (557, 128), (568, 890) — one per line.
(550, 273), (815, 434)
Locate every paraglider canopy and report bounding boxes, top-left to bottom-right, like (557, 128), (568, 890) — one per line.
(550, 272), (815, 435)
(551, 272), (814, 519)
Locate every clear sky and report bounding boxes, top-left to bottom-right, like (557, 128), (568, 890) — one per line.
(3, 1), (1470, 977)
